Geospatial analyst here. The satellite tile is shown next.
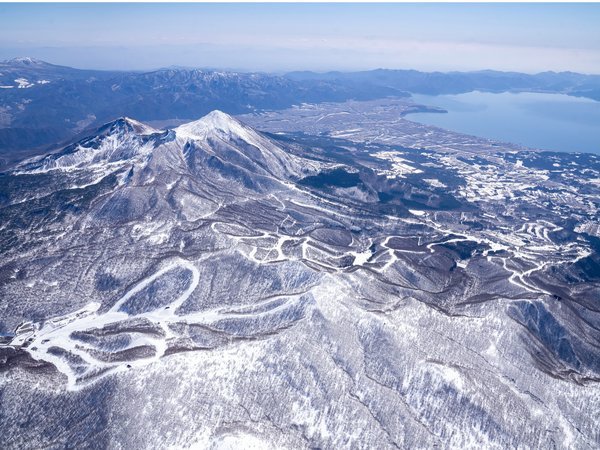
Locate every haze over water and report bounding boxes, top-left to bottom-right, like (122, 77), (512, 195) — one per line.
(408, 92), (600, 154)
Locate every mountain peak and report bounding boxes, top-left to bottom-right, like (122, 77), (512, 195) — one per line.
(173, 110), (308, 180)
(97, 116), (157, 136)
(5, 56), (48, 66)
(174, 110), (250, 141)
(202, 109), (236, 123)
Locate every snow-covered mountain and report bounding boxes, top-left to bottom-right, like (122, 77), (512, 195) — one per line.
(0, 59), (401, 162)
(16, 111), (318, 195)
(1, 112), (599, 448)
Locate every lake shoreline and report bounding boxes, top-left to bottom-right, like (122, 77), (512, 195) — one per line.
(404, 91), (600, 155)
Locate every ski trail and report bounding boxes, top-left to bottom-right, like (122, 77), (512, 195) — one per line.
(11, 258), (200, 390)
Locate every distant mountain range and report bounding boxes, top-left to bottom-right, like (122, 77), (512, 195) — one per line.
(286, 68), (600, 99)
(1, 58), (599, 166)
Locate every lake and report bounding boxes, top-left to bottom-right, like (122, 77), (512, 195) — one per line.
(407, 91), (600, 154)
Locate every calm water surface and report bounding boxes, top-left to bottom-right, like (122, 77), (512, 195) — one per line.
(408, 91), (600, 154)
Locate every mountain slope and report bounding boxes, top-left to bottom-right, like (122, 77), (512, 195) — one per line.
(0, 112), (599, 448)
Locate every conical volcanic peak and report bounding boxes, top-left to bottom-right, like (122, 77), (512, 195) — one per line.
(175, 110), (258, 143)
(174, 110), (311, 179)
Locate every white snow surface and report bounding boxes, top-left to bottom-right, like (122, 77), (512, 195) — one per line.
(175, 110), (258, 142)
(175, 110), (313, 179)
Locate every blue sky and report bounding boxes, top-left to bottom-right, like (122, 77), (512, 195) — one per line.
(1, 3), (599, 73)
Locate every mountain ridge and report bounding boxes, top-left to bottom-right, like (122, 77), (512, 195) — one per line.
(13, 110), (318, 193)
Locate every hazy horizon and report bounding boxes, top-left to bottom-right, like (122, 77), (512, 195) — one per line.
(5, 54), (600, 77)
(1, 3), (599, 74)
